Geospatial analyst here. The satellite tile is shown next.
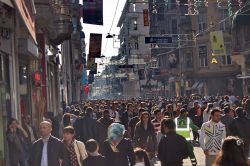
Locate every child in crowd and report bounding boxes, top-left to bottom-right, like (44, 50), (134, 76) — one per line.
(134, 148), (150, 166)
(83, 139), (107, 166)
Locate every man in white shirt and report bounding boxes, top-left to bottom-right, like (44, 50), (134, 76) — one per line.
(199, 108), (226, 166)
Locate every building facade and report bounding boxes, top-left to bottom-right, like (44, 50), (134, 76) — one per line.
(117, 0), (150, 98)
(148, 0), (241, 97)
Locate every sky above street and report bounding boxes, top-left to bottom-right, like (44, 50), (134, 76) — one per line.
(81, 0), (126, 63)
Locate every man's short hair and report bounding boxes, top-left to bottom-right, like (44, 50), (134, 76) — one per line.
(153, 108), (161, 115)
(85, 139), (99, 153)
(160, 118), (176, 133)
(211, 108), (221, 116)
(223, 106), (231, 114)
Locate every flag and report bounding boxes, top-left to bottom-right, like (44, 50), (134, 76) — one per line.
(82, 0), (103, 25)
(82, 68), (88, 85)
(210, 31), (226, 56)
(87, 58), (95, 70)
(89, 33), (102, 58)
(143, 9), (149, 26)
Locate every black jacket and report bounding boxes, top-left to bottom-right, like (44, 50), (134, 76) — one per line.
(74, 116), (99, 143)
(29, 136), (69, 166)
(133, 122), (157, 152)
(158, 131), (189, 166)
(83, 155), (107, 166)
(102, 138), (135, 166)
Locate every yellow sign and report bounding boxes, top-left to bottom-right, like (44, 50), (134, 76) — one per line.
(210, 31), (226, 56)
(211, 57), (218, 64)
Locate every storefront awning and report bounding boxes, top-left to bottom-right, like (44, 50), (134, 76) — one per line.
(191, 81), (199, 90)
(0, 0), (13, 7)
(197, 82), (204, 89)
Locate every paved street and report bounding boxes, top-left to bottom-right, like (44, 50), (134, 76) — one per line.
(154, 147), (205, 166)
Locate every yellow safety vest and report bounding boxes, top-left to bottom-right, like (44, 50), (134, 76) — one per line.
(175, 117), (191, 140)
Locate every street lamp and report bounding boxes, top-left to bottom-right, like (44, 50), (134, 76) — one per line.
(106, 33), (115, 38)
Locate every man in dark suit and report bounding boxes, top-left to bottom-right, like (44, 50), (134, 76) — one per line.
(29, 120), (69, 166)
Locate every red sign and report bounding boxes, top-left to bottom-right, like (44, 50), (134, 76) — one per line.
(34, 71), (41, 82)
(143, 9), (149, 26)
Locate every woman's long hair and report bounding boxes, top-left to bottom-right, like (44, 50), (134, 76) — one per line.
(139, 112), (154, 129)
(213, 136), (248, 166)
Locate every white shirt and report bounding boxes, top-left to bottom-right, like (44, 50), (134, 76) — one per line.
(135, 162), (145, 166)
(199, 120), (226, 155)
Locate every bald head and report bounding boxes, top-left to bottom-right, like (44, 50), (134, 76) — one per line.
(40, 120), (52, 138)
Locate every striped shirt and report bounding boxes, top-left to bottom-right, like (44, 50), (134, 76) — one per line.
(152, 118), (161, 133)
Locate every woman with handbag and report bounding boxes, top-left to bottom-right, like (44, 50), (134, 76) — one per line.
(62, 126), (88, 166)
(133, 111), (157, 160)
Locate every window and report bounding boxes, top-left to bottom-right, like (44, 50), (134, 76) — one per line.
(172, 19), (177, 34)
(199, 46), (208, 67)
(133, 3), (136, 12)
(133, 20), (137, 30)
(219, 9), (230, 31)
(157, 7), (164, 21)
(134, 37), (139, 50)
(198, 15), (206, 32)
(151, 60), (158, 68)
(185, 52), (193, 68)
(221, 44), (232, 65)
(170, 0), (177, 9)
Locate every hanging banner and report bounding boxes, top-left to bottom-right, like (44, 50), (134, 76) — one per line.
(138, 69), (145, 80)
(168, 50), (179, 68)
(88, 73), (95, 84)
(82, 68), (88, 85)
(89, 63), (97, 74)
(82, 0), (103, 25)
(143, 9), (149, 26)
(210, 31), (226, 56)
(89, 33), (102, 58)
(87, 58), (95, 70)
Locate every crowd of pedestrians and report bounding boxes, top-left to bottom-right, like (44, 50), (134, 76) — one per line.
(6, 95), (250, 166)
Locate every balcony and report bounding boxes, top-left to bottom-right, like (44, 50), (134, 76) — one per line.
(49, 3), (72, 45)
(129, 29), (141, 37)
(127, 12), (139, 18)
(35, 0), (74, 45)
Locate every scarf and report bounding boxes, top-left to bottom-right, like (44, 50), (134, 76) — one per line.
(67, 142), (80, 166)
